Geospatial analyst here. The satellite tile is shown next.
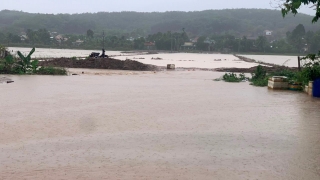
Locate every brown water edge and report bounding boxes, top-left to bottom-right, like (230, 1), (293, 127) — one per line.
(1, 71), (320, 180)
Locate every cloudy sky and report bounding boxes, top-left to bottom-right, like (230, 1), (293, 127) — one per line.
(0, 0), (315, 15)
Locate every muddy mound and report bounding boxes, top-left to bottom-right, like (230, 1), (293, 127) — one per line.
(38, 58), (158, 71)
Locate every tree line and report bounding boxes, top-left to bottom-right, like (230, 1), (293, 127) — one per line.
(1, 23), (320, 54)
(1, 9), (320, 38)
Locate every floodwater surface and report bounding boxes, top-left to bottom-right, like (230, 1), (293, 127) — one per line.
(242, 54), (299, 67)
(9, 47), (288, 69)
(0, 71), (320, 179)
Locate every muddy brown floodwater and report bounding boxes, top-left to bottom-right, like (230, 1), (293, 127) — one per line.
(1, 70), (320, 180)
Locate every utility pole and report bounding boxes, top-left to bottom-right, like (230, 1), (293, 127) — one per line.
(298, 56), (301, 71)
(170, 32), (172, 52)
(102, 31), (105, 50)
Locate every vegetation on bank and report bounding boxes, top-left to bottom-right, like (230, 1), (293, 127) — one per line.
(1, 9), (319, 36)
(219, 60), (320, 88)
(1, 9), (320, 54)
(218, 1), (320, 88)
(0, 46), (67, 75)
(1, 23), (318, 54)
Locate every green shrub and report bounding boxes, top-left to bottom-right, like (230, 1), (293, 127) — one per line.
(36, 66), (67, 75)
(222, 73), (246, 82)
(250, 65), (268, 87)
(250, 78), (268, 87)
(270, 69), (296, 80)
(251, 65), (266, 81)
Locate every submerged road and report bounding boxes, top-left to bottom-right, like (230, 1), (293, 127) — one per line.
(1, 70), (320, 179)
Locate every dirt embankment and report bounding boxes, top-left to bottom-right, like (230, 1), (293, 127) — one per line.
(215, 66), (298, 73)
(215, 54), (299, 73)
(38, 58), (158, 71)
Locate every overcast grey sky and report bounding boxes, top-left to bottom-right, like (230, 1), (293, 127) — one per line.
(0, 0), (315, 15)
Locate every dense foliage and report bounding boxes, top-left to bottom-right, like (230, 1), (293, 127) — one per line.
(222, 73), (246, 82)
(0, 9), (319, 37)
(281, 0), (320, 82)
(0, 46), (67, 75)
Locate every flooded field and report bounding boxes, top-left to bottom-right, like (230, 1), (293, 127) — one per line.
(1, 70), (320, 179)
(8, 47), (302, 69)
(115, 53), (259, 69)
(242, 54), (299, 67)
(8, 47), (125, 58)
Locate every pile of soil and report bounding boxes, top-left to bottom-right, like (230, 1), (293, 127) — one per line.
(38, 57), (158, 71)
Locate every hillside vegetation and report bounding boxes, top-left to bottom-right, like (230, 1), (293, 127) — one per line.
(0, 9), (320, 37)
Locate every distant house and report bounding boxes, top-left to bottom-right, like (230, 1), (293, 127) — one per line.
(73, 39), (84, 46)
(50, 31), (58, 36)
(144, 42), (156, 50)
(20, 35), (28, 41)
(191, 37), (199, 43)
(127, 37), (135, 41)
(204, 38), (215, 44)
(264, 30), (273, 36)
(55, 35), (64, 43)
(181, 42), (195, 50)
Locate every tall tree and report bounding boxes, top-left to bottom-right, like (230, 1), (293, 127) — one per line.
(256, 36), (267, 52)
(288, 24), (306, 51)
(87, 29), (94, 39)
(281, 0), (320, 53)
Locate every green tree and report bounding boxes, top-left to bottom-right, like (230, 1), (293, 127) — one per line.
(256, 36), (268, 52)
(196, 36), (207, 51)
(37, 29), (51, 44)
(87, 29), (94, 38)
(0, 44), (6, 58)
(281, 0), (320, 81)
(281, 0), (320, 23)
(133, 37), (145, 49)
(288, 24), (306, 51)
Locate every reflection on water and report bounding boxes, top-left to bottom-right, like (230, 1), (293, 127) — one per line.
(0, 71), (319, 179)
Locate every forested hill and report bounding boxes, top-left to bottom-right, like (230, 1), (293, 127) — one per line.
(1, 9), (320, 37)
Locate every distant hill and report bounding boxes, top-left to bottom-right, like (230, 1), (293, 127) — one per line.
(0, 9), (319, 37)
